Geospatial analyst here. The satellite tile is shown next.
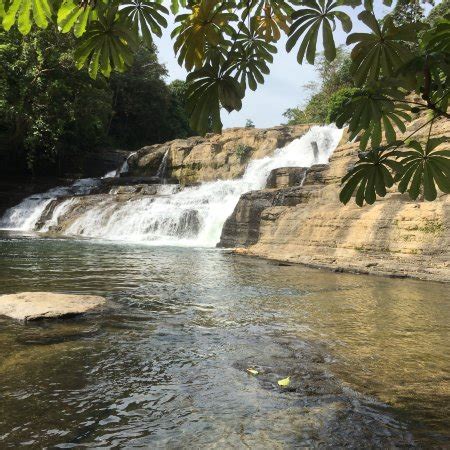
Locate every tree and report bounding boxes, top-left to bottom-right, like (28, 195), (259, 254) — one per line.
(245, 119), (255, 128)
(108, 46), (193, 149)
(0, 27), (193, 176)
(284, 48), (354, 125)
(0, 27), (112, 176)
(0, 0), (449, 205)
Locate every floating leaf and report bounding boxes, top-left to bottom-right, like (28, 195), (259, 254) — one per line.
(277, 376), (291, 387)
(246, 368), (259, 375)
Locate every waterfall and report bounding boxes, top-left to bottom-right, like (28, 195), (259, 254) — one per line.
(156, 150), (170, 182)
(0, 125), (342, 246)
(0, 178), (100, 231)
(119, 152), (137, 175)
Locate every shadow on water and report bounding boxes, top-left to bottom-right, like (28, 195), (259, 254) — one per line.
(0, 232), (448, 447)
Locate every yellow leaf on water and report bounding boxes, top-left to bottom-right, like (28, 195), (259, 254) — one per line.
(277, 376), (290, 387)
(246, 368), (259, 375)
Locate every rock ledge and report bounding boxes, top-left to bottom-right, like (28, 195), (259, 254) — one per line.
(0, 292), (106, 321)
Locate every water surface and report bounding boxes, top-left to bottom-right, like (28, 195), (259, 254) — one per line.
(0, 233), (448, 447)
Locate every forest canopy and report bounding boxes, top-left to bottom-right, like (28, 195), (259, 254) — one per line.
(0, 26), (192, 176)
(0, 0), (449, 205)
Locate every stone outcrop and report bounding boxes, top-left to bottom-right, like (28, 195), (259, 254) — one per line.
(221, 117), (450, 283)
(127, 125), (310, 185)
(0, 292), (106, 321)
(265, 167), (307, 189)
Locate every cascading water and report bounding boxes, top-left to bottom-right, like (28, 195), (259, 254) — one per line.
(156, 150), (170, 182)
(0, 178), (100, 231)
(0, 125), (342, 246)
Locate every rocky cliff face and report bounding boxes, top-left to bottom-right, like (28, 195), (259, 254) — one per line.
(221, 117), (450, 283)
(127, 125), (310, 185)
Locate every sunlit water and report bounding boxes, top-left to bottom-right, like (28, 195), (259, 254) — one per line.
(0, 233), (448, 448)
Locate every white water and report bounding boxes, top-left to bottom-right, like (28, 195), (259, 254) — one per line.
(0, 125), (342, 246)
(0, 178), (100, 231)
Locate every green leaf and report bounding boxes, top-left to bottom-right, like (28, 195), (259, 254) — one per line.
(186, 61), (244, 135)
(340, 147), (398, 206)
(120, 1), (168, 48)
(347, 11), (417, 85)
(74, 4), (139, 79)
(57, 0), (97, 37)
(397, 137), (450, 201)
(286, 0), (352, 64)
(224, 20), (277, 91)
(172, 0), (237, 70)
(333, 84), (412, 150)
(3, 0), (52, 33)
(422, 16), (450, 54)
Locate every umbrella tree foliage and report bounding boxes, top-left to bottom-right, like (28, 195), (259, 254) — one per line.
(0, 0), (449, 204)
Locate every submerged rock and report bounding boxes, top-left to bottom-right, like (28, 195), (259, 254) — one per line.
(0, 292), (106, 321)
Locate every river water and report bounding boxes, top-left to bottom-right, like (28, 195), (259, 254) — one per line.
(0, 233), (448, 448)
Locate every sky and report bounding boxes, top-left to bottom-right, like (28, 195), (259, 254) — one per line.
(153, 1), (434, 129)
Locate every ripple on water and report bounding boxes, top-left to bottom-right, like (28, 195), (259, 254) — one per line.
(0, 234), (448, 447)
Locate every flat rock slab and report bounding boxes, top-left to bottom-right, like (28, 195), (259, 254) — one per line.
(0, 292), (106, 321)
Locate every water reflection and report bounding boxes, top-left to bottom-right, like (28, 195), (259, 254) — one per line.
(0, 233), (448, 447)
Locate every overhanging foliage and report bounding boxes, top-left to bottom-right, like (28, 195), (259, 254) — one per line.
(0, 0), (449, 205)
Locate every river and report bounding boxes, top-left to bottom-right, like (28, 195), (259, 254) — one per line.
(0, 233), (448, 447)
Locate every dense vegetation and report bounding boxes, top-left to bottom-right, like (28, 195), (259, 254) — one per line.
(283, 48), (354, 125)
(0, 0), (449, 205)
(0, 27), (192, 176)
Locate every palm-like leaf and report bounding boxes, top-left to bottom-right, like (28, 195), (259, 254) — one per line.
(286, 0), (352, 64)
(333, 84), (412, 150)
(120, 0), (168, 47)
(57, 0), (97, 38)
(397, 137), (450, 201)
(239, 0), (294, 42)
(170, 0), (187, 14)
(224, 21), (276, 90)
(74, 4), (138, 79)
(347, 11), (419, 85)
(171, 0), (237, 71)
(340, 147), (402, 206)
(422, 15), (450, 54)
(186, 62), (244, 134)
(3, 0), (52, 34)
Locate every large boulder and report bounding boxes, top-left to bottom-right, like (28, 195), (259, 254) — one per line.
(0, 292), (106, 321)
(265, 167), (307, 189)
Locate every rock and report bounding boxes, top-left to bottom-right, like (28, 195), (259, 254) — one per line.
(265, 167), (307, 189)
(0, 292), (106, 321)
(127, 125), (311, 185)
(221, 115), (450, 283)
(218, 189), (279, 248)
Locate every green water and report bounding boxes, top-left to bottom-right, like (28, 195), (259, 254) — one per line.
(0, 232), (448, 447)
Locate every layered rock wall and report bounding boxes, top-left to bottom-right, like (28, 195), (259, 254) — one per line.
(222, 117), (450, 282)
(127, 125), (310, 185)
